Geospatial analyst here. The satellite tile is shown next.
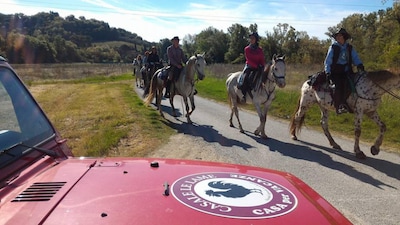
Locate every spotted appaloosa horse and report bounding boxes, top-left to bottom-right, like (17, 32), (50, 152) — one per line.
(226, 55), (286, 138)
(290, 70), (400, 159)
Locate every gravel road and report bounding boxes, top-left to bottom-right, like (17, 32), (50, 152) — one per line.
(137, 88), (400, 225)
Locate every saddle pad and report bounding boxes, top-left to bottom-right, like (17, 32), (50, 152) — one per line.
(308, 71), (327, 90)
(157, 68), (168, 80)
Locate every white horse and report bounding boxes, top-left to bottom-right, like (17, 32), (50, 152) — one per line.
(289, 70), (400, 159)
(144, 53), (206, 124)
(226, 55), (286, 138)
(133, 59), (144, 88)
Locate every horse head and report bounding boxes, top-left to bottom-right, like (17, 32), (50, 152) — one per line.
(194, 52), (207, 81)
(270, 54), (286, 88)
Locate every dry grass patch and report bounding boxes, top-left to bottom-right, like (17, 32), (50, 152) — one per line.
(29, 79), (173, 157)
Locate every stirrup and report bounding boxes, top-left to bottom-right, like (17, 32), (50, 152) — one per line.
(336, 104), (348, 114)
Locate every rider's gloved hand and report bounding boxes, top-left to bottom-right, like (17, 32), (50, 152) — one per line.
(326, 72), (335, 89)
(357, 64), (365, 72)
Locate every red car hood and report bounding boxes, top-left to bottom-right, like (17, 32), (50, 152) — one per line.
(0, 157), (351, 225)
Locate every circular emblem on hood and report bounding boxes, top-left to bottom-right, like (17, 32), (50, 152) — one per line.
(171, 172), (298, 219)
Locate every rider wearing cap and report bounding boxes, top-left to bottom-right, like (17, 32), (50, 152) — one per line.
(238, 32), (266, 103)
(324, 28), (364, 114)
(165, 36), (186, 98)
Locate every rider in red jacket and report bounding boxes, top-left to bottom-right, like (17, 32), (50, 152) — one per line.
(238, 32), (266, 103)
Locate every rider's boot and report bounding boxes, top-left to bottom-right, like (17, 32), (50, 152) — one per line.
(241, 88), (246, 103)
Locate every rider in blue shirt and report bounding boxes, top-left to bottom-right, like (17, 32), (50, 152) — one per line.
(324, 28), (364, 114)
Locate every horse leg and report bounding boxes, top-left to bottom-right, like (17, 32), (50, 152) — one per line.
(290, 85), (316, 141)
(187, 94), (195, 116)
(157, 86), (164, 117)
(229, 96), (244, 133)
(183, 96), (192, 124)
(253, 103), (268, 139)
(319, 107), (342, 150)
(169, 94), (177, 117)
(366, 111), (386, 156)
(353, 111), (367, 159)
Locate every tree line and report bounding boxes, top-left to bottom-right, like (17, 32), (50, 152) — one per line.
(187, 3), (399, 70)
(0, 4), (399, 70)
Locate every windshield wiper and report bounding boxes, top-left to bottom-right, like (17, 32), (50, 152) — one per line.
(0, 142), (58, 158)
(0, 142), (18, 157)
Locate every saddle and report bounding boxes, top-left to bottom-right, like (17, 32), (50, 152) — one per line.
(239, 70), (259, 100)
(307, 71), (357, 113)
(307, 71), (329, 91)
(157, 66), (170, 80)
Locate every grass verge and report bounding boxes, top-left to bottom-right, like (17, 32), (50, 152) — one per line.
(30, 74), (174, 157)
(196, 73), (400, 154)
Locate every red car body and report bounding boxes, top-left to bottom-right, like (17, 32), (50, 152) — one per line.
(0, 57), (352, 224)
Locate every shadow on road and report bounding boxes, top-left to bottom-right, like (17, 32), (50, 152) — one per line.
(161, 118), (253, 151)
(298, 140), (400, 182)
(255, 136), (397, 189)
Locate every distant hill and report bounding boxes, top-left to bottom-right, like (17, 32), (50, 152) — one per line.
(0, 11), (156, 63)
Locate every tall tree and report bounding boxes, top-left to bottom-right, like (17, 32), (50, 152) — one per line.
(194, 27), (228, 63)
(225, 23), (249, 63)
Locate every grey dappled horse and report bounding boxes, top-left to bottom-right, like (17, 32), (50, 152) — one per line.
(290, 70), (400, 159)
(226, 55), (286, 138)
(144, 53), (206, 123)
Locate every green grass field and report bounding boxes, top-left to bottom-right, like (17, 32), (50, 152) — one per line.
(198, 68), (400, 153)
(19, 63), (400, 156)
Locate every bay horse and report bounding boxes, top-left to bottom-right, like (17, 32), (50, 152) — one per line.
(142, 62), (162, 97)
(144, 53), (206, 123)
(289, 70), (400, 159)
(226, 55), (286, 138)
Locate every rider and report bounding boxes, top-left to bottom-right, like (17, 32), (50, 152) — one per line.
(147, 46), (160, 71)
(324, 28), (364, 114)
(237, 32), (266, 103)
(165, 36), (186, 98)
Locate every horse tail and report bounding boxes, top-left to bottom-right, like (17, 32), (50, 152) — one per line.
(144, 74), (157, 105)
(289, 97), (305, 137)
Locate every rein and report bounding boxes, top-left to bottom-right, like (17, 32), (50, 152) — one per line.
(372, 80), (400, 101)
(353, 73), (399, 101)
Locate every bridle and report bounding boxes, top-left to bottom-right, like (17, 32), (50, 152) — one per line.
(266, 59), (285, 84)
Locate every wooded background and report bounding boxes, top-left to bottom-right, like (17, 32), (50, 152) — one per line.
(0, 4), (399, 70)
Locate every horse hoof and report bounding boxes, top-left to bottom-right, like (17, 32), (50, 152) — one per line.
(240, 130), (245, 133)
(371, 146), (380, 155)
(356, 151), (367, 160)
(332, 145), (342, 150)
(230, 124), (234, 128)
(291, 135), (298, 141)
(261, 135), (268, 139)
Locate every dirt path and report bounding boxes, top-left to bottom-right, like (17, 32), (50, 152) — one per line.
(146, 133), (230, 163)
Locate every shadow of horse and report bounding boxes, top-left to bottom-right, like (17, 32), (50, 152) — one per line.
(297, 140), (400, 182)
(251, 136), (397, 189)
(161, 119), (252, 151)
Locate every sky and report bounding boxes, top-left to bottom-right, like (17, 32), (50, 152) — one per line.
(0, 0), (395, 43)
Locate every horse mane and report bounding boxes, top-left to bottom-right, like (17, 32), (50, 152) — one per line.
(261, 63), (272, 84)
(366, 70), (399, 83)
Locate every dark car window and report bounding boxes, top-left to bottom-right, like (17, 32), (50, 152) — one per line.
(0, 67), (54, 165)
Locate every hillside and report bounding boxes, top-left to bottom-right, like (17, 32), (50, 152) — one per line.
(0, 12), (154, 63)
